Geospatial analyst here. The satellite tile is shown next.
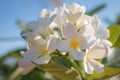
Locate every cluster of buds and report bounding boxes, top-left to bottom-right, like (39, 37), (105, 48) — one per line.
(18, 3), (112, 75)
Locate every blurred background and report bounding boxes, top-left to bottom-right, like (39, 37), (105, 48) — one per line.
(0, 0), (120, 80)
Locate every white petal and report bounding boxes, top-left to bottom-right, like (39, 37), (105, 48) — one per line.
(22, 49), (40, 62)
(53, 7), (66, 28)
(71, 3), (81, 11)
(33, 54), (50, 65)
(39, 9), (54, 28)
(101, 40), (112, 47)
(96, 28), (110, 39)
(28, 36), (46, 50)
(79, 36), (96, 49)
(65, 11), (82, 23)
(83, 57), (93, 74)
(64, 3), (85, 23)
(39, 14), (50, 27)
(89, 45), (108, 59)
(89, 59), (104, 73)
(26, 21), (39, 30)
(62, 23), (78, 39)
(40, 9), (50, 18)
(56, 40), (69, 52)
(92, 15), (100, 29)
(30, 36), (46, 47)
(35, 26), (50, 36)
(79, 25), (95, 37)
(76, 15), (91, 29)
(49, 14), (57, 25)
(34, 36), (45, 45)
(63, 3), (69, 12)
(46, 35), (56, 54)
(18, 59), (36, 75)
(69, 49), (84, 60)
(64, 3), (85, 14)
(23, 32), (38, 45)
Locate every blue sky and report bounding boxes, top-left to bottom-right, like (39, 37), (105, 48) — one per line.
(0, 0), (120, 56)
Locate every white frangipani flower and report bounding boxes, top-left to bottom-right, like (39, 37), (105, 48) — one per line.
(39, 9), (56, 28)
(25, 9), (56, 37)
(83, 44), (108, 74)
(18, 2), (113, 75)
(27, 35), (56, 64)
(57, 23), (95, 60)
(63, 3), (85, 23)
(25, 9), (54, 31)
(76, 14), (92, 29)
(51, 7), (66, 29)
(18, 35), (56, 74)
(91, 15), (112, 47)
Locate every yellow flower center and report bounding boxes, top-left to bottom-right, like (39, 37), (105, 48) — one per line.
(86, 51), (92, 60)
(76, 21), (83, 29)
(40, 48), (48, 56)
(70, 39), (79, 50)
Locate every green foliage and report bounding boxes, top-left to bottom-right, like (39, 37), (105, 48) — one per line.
(88, 67), (120, 80)
(100, 24), (120, 68)
(116, 15), (120, 25)
(113, 35), (120, 48)
(87, 4), (106, 16)
(103, 48), (120, 68)
(40, 63), (82, 80)
(51, 53), (72, 68)
(0, 49), (25, 64)
(108, 25), (120, 46)
(9, 68), (52, 80)
(102, 25), (120, 68)
(19, 69), (50, 80)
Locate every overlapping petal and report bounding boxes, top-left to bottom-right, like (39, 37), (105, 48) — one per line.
(69, 49), (84, 60)
(89, 59), (104, 73)
(96, 28), (110, 39)
(56, 40), (69, 52)
(64, 3), (85, 23)
(33, 54), (50, 65)
(52, 7), (66, 29)
(100, 39), (112, 47)
(82, 43), (108, 74)
(47, 35), (57, 54)
(62, 23), (78, 39)
(91, 15), (100, 29)
(79, 25), (95, 37)
(89, 45), (108, 59)
(83, 57), (93, 74)
(76, 15), (91, 29)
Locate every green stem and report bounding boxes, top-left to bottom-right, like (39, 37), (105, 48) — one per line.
(8, 67), (23, 80)
(69, 58), (84, 80)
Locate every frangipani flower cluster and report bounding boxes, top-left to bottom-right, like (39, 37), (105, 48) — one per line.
(18, 3), (112, 75)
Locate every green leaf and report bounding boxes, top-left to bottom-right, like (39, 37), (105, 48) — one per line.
(88, 67), (120, 80)
(40, 63), (82, 80)
(113, 35), (120, 48)
(21, 69), (50, 80)
(87, 4), (106, 16)
(103, 48), (120, 68)
(51, 55), (72, 68)
(0, 49), (25, 63)
(17, 20), (27, 31)
(108, 25), (120, 45)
